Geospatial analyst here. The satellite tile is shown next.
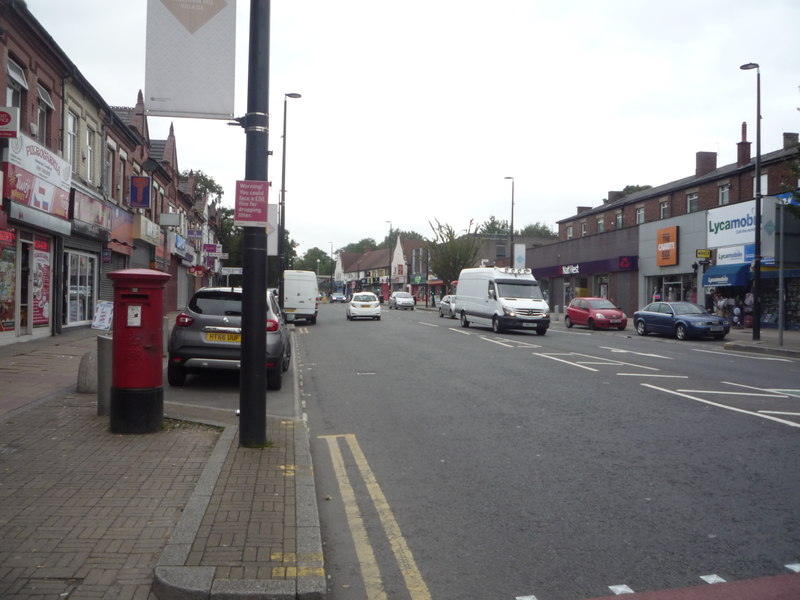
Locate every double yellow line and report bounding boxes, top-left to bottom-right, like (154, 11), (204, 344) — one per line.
(320, 434), (432, 600)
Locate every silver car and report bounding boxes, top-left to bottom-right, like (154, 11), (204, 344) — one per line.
(388, 291), (415, 310)
(439, 294), (457, 318)
(167, 287), (291, 390)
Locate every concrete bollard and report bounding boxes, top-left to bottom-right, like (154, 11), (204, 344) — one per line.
(97, 335), (112, 416)
(77, 349), (98, 393)
(553, 305), (560, 321)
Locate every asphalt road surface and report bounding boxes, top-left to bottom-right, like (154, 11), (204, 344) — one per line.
(298, 302), (800, 600)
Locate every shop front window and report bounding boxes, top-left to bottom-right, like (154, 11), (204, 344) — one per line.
(64, 250), (96, 325)
(0, 229), (17, 332)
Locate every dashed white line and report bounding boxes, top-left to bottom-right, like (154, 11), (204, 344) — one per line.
(700, 574), (726, 584)
(480, 337), (514, 347)
(417, 322), (438, 328)
(617, 373), (688, 378)
(609, 584), (635, 594)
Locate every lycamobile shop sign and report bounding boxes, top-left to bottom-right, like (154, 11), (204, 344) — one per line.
(707, 201), (755, 248)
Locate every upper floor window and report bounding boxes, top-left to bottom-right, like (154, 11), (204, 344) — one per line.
(615, 211), (623, 229)
(36, 84), (55, 145)
(635, 207), (645, 224)
(86, 128), (96, 182)
(752, 173), (768, 197)
(566, 225), (573, 239)
(67, 111), (78, 172)
(118, 155), (127, 202)
(596, 217), (604, 233)
(687, 192), (699, 213)
(6, 58), (27, 108)
(104, 143), (115, 199)
(659, 201), (670, 219)
(580, 222), (587, 237)
(718, 184), (730, 206)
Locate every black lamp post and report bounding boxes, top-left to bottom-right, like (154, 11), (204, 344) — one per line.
(278, 92), (301, 309)
(740, 62), (761, 341)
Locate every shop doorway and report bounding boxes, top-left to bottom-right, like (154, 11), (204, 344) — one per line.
(18, 236), (32, 337)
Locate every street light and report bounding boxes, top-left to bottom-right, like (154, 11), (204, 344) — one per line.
(386, 220), (392, 299)
(740, 62), (761, 341)
(278, 92), (302, 309)
(328, 241), (334, 296)
(505, 176), (515, 265)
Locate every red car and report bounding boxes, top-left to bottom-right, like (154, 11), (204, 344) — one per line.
(565, 297), (627, 330)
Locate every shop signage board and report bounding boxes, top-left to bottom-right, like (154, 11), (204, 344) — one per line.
(3, 133), (71, 219)
(0, 107), (20, 138)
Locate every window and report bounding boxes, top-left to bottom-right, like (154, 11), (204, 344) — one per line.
(718, 184), (730, 206)
(597, 217), (604, 233)
(615, 211), (623, 229)
(566, 225), (573, 239)
(752, 173), (768, 197)
(118, 155), (126, 201)
(635, 207), (645, 224)
(580, 222), (587, 237)
(6, 58), (27, 108)
(67, 111), (78, 172)
(36, 84), (55, 144)
(86, 128), (95, 182)
(660, 201), (670, 219)
(687, 192), (699, 213)
(104, 144), (115, 198)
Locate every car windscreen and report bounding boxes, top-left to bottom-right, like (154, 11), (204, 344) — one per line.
(396, 292), (412, 298)
(496, 281), (544, 300)
(353, 294), (375, 302)
(670, 302), (706, 315)
(190, 293), (242, 316)
(589, 299), (617, 310)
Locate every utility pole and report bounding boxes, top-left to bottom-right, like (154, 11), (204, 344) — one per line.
(239, 0), (270, 447)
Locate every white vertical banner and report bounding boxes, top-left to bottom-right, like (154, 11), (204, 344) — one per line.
(513, 243), (526, 270)
(145, 0), (236, 119)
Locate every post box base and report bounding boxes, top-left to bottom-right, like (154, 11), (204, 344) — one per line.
(110, 387), (164, 434)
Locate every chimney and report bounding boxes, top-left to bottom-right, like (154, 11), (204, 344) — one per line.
(737, 122), (751, 167)
(607, 191), (624, 204)
(576, 206), (592, 215)
(696, 151), (717, 177)
(784, 132), (799, 149)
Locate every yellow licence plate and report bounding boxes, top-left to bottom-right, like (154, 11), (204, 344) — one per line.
(205, 332), (241, 343)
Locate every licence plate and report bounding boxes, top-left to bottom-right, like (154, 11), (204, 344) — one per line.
(709, 325), (723, 332)
(610, 319), (621, 324)
(523, 323), (535, 328)
(285, 308), (295, 312)
(206, 332), (241, 343)
(360, 304), (372, 308)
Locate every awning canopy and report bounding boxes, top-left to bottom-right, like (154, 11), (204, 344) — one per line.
(702, 263), (750, 287)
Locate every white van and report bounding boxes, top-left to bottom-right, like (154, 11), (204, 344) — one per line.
(455, 267), (550, 334)
(283, 270), (319, 324)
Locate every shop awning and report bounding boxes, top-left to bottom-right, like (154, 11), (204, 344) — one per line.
(702, 263), (750, 287)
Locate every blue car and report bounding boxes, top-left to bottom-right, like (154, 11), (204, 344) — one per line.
(633, 301), (730, 341)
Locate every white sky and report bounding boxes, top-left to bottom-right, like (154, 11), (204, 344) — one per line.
(25, 0), (800, 258)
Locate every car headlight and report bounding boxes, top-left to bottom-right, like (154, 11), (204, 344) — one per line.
(595, 313), (607, 319)
(503, 307), (516, 317)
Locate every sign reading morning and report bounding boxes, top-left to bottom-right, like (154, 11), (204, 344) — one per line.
(234, 180), (269, 227)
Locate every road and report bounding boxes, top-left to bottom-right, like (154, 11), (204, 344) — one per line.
(297, 302), (800, 600)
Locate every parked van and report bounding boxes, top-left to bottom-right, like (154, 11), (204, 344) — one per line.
(455, 267), (550, 334)
(283, 270), (319, 324)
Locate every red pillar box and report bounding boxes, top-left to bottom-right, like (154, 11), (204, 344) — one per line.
(107, 269), (171, 434)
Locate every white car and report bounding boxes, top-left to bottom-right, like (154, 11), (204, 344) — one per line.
(346, 292), (381, 321)
(388, 291), (415, 310)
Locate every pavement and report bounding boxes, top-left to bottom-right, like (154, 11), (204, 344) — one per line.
(0, 312), (798, 600)
(0, 320), (324, 600)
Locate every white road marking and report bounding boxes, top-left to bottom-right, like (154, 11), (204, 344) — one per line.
(617, 373), (688, 378)
(448, 328), (472, 335)
(480, 337), (514, 347)
(759, 411), (800, 416)
(676, 389), (789, 398)
(535, 353), (598, 372)
(694, 348), (793, 361)
(601, 346), (672, 359)
(723, 381), (792, 395)
(786, 564), (800, 572)
(700, 574), (726, 584)
(641, 383), (800, 429)
(609, 584), (635, 594)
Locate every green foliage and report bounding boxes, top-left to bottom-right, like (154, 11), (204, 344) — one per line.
(380, 228), (425, 250)
(427, 219), (482, 291)
(341, 238), (378, 254)
(294, 247), (334, 275)
(517, 222), (557, 238)
(181, 169), (224, 200)
(479, 216), (510, 235)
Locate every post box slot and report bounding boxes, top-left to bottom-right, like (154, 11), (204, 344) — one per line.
(121, 293), (149, 300)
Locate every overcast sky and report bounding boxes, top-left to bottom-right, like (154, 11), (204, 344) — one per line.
(25, 0), (800, 257)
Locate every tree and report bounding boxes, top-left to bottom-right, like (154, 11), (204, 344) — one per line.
(294, 247), (333, 275)
(427, 219), (482, 292)
(517, 222), (558, 238)
(379, 228), (424, 250)
(341, 238), (378, 254)
(479, 216), (509, 235)
(181, 169), (224, 200)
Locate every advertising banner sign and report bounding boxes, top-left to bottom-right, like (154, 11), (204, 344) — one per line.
(234, 180), (269, 227)
(145, 0), (236, 118)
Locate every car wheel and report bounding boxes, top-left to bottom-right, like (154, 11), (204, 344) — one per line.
(411, 307), (414, 310)
(267, 368), (283, 391)
(167, 362), (186, 386)
(492, 316), (502, 333)
(588, 318), (596, 330)
(714, 333), (726, 340)
(675, 323), (688, 340)
(536, 326), (548, 336)
(460, 312), (470, 328)
(565, 316), (573, 328)
(309, 316), (317, 324)
(376, 316), (381, 320)
(636, 320), (648, 336)
(439, 309), (444, 318)
(618, 325), (627, 331)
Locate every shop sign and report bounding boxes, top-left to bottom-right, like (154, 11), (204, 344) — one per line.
(73, 190), (112, 230)
(133, 213), (161, 245)
(3, 133), (71, 220)
(0, 106), (20, 138)
(696, 248), (712, 259)
(656, 226), (678, 266)
(234, 180), (268, 227)
(561, 264), (579, 275)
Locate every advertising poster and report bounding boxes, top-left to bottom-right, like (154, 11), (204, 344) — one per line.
(0, 229), (16, 331)
(32, 237), (50, 327)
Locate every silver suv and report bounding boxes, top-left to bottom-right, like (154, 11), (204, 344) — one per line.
(167, 287), (291, 390)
